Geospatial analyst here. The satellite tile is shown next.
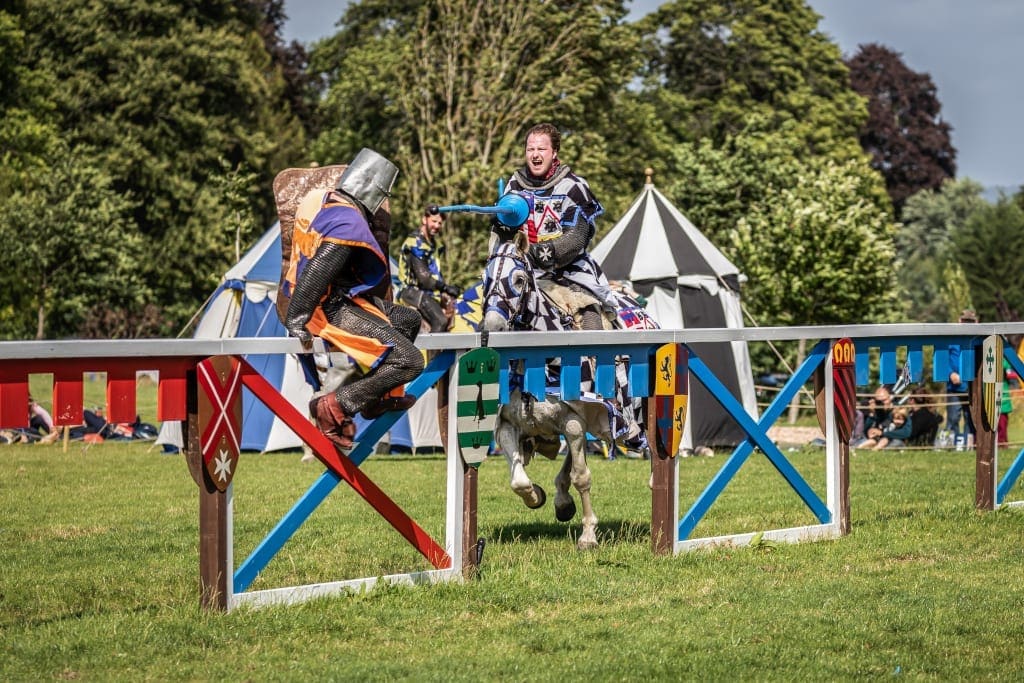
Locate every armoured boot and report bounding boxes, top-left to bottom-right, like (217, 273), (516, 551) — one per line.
(309, 392), (356, 449)
(360, 394), (417, 420)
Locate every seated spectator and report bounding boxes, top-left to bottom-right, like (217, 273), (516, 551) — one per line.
(29, 397), (54, 435)
(0, 398), (59, 444)
(853, 386), (893, 448)
(906, 388), (943, 447)
(861, 407), (912, 450)
(863, 386), (893, 428)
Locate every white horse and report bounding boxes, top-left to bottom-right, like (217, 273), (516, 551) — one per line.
(481, 233), (650, 549)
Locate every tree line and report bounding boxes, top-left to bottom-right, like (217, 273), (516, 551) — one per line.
(1, 0), (1020, 342)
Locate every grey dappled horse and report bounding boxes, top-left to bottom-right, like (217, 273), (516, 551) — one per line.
(481, 233), (627, 550)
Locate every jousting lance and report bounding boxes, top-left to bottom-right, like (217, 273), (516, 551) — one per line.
(428, 192), (530, 228)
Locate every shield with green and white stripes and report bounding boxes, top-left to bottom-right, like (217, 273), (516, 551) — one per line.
(456, 347), (501, 466)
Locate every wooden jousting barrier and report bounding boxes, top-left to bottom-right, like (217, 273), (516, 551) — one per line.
(2, 324), (1024, 610)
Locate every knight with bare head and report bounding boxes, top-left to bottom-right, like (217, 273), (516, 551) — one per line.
(492, 122), (614, 330)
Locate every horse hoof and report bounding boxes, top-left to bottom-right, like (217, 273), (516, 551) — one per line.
(577, 538), (598, 551)
(555, 499), (576, 522)
(525, 484), (546, 509)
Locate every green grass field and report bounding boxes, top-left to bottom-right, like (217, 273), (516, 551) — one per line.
(2, 439), (1024, 681)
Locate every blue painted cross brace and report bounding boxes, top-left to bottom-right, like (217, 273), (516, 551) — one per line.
(678, 340), (833, 541)
(233, 350), (456, 593)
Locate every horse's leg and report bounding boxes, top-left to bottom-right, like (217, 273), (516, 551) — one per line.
(553, 444), (576, 522)
(497, 412), (546, 509)
(560, 415), (598, 550)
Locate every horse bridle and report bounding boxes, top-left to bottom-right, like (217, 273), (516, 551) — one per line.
(483, 246), (534, 330)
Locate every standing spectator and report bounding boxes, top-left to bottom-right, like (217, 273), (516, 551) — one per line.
(947, 309), (978, 450)
(397, 208), (460, 332)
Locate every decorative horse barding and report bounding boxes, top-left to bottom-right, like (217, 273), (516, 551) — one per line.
(3, 324), (1024, 611)
(477, 232), (658, 549)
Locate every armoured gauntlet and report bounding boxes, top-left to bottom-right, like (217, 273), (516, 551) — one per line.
(284, 242), (353, 344)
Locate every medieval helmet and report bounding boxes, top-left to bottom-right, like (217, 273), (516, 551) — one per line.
(335, 148), (399, 215)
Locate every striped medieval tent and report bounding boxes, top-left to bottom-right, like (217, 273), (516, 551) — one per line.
(591, 179), (758, 450)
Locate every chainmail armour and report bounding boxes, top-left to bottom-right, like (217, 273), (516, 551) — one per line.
(397, 229), (451, 332)
(324, 293), (423, 414)
(494, 163), (615, 330)
(285, 199), (424, 416)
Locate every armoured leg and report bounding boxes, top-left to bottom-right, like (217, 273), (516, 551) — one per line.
(398, 288), (446, 332)
(380, 296), (422, 342)
(329, 301), (425, 415)
(421, 298), (450, 333)
(579, 304), (605, 331)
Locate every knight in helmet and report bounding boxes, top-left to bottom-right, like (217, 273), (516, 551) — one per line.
(492, 122), (615, 330)
(283, 148), (424, 450)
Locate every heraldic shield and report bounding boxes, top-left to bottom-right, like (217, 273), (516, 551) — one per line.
(198, 356), (243, 491)
(814, 338), (857, 443)
(982, 335), (1004, 432)
(654, 343), (688, 458)
(456, 347), (501, 467)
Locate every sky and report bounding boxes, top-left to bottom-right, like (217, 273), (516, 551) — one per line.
(283, 0), (1023, 192)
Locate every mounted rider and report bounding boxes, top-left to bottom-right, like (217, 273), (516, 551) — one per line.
(397, 207), (460, 332)
(491, 122), (616, 331)
(283, 148), (424, 450)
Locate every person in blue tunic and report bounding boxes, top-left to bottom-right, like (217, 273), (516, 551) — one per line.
(397, 208), (460, 332)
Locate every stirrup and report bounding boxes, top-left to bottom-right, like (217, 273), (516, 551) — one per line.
(361, 394), (417, 420)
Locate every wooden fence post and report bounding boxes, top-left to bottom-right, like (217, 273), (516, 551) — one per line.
(184, 366), (228, 611)
(972, 337), (999, 510)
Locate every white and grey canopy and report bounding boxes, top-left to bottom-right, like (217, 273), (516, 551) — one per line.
(592, 181), (758, 450)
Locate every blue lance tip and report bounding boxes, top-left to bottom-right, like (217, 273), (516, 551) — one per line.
(433, 193), (529, 227)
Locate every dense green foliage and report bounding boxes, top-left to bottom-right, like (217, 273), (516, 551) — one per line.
(2, 444), (1024, 679)
(635, 0), (866, 159)
(897, 179), (987, 322)
(308, 0), (645, 281)
(731, 157), (899, 326)
(953, 195), (1024, 322)
(1, 0), (305, 337)
(0, 0), (1018, 339)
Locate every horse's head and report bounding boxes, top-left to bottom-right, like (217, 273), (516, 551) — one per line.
(482, 232), (534, 331)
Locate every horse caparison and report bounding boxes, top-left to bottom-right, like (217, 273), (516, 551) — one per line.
(481, 233), (646, 549)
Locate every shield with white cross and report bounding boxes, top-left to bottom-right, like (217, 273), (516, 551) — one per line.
(198, 356), (243, 491)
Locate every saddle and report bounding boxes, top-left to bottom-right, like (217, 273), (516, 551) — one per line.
(536, 279), (615, 330)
